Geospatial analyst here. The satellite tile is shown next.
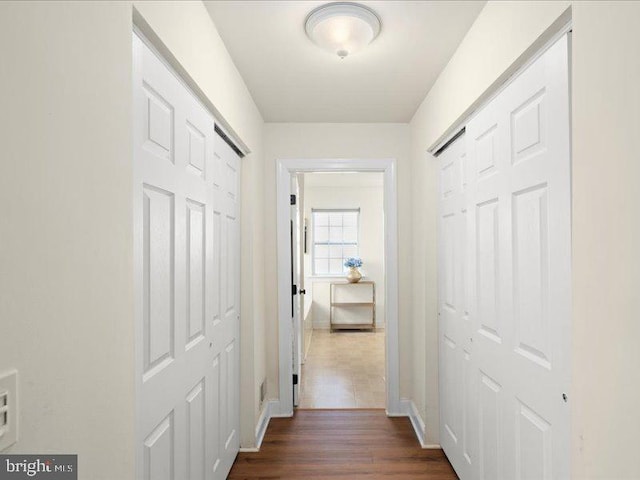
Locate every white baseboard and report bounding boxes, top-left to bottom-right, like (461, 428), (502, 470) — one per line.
(399, 398), (441, 449)
(239, 399), (280, 453)
(255, 400), (277, 449)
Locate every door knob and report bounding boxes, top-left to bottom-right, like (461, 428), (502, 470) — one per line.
(300, 289), (306, 295)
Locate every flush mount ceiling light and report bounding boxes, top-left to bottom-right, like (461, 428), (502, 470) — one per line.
(304, 2), (382, 59)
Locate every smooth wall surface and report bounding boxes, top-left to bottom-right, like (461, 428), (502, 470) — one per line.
(0, 4), (266, 480)
(263, 123), (411, 401)
(303, 176), (385, 328)
(571, 3), (640, 477)
(0, 2), (135, 478)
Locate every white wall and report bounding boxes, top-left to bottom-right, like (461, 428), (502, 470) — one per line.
(409, 1), (640, 477)
(0, 3), (135, 478)
(571, 3), (640, 477)
(303, 175), (385, 328)
(0, 4), (266, 480)
(263, 123), (411, 400)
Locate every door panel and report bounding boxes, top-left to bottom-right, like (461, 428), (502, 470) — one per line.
(438, 132), (472, 479)
(516, 401), (552, 480)
(210, 355), (221, 475)
(144, 413), (174, 480)
(512, 185), (550, 369)
(479, 372), (501, 480)
(134, 33), (241, 480)
(438, 35), (570, 480)
(213, 136), (241, 476)
(187, 200), (206, 347)
(442, 335), (461, 445)
(476, 198), (500, 344)
(442, 213), (456, 310)
(143, 185), (175, 377)
(186, 379), (206, 480)
(462, 348), (476, 466)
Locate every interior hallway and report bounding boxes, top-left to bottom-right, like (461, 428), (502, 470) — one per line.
(299, 330), (385, 408)
(229, 410), (457, 479)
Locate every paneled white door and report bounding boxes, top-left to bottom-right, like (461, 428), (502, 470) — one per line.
(438, 132), (475, 480)
(438, 35), (571, 480)
(133, 33), (241, 480)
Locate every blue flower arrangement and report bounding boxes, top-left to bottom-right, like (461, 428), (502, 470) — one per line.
(344, 257), (363, 268)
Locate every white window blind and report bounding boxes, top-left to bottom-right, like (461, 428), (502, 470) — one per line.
(312, 209), (359, 275)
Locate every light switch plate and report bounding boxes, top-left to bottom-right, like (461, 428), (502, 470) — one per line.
(0, 370), (18, 451)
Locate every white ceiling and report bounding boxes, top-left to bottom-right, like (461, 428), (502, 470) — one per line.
(204, 1), (485, 123)
(304, 172), (384, 188)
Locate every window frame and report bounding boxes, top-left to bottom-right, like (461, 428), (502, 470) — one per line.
(311, 208), (360, 276)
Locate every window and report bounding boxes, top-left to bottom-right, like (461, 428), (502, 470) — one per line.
(312, 209), (359, 275)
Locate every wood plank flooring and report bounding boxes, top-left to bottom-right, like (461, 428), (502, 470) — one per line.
(229, 409), (459, 480)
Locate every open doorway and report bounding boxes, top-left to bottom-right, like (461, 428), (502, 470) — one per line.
(296, 172), (385, 409)
(276, 158), (401, 417)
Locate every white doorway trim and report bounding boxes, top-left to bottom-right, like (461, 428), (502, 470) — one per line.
(275, 158), (401, 416)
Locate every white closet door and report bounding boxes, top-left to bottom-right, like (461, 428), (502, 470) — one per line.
(133, 33), (241, 480)
(211, 134), (241, 478)
(439, 34), (571, 480)
(438, 132), (476, 480)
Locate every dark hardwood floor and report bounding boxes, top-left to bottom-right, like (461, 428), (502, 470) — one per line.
(228, 409), (459, 479)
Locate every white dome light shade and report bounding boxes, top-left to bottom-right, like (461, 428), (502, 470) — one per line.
(305, 2), (381, 59)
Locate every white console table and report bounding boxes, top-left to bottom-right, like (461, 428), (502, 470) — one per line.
(329, 280), (376, 331)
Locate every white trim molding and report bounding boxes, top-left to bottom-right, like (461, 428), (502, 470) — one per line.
(239, 400), (281, 452)
(276, 158), (401, 417)
(399, 399), (441, 449)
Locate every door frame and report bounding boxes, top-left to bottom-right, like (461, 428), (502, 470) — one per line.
(275, 158), (401, 416)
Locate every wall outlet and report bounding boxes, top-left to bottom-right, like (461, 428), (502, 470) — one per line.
(0, 370), (18, 451)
